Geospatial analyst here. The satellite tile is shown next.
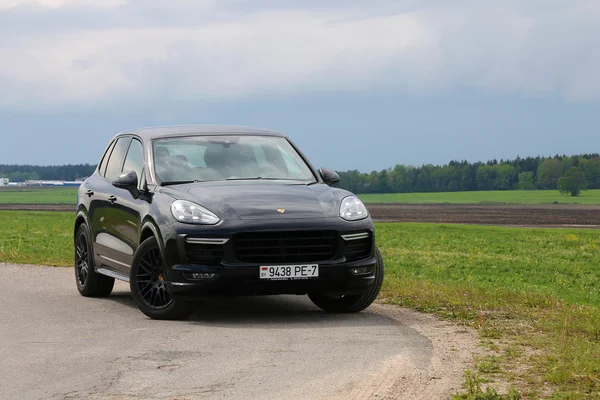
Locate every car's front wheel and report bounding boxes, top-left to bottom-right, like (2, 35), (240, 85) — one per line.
(130, 236), (196, 320)
(75, 223), (115, 297)
(309, 248), (384, 313)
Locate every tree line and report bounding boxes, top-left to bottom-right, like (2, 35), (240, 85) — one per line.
(1, 154), (598, 195)
(336, 154), (600, 194)
(0, 164), (97, 182)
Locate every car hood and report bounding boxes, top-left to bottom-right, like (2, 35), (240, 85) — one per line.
(180, 181), (341, 220)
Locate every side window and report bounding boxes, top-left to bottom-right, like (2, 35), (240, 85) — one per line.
(122, 139), (144, 180)
(98, 140), (116, 177)
(105, 137), (132, 181)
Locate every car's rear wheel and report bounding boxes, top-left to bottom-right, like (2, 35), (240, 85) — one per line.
(309, 248), (384, 313)
(130, 236), (196, 320)
(75, 223), (115, 297)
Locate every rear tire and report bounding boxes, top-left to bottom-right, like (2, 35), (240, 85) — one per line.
(309, 248), (384, 313)
(130, 236), (196, 320)
(75, 223), (115, 297)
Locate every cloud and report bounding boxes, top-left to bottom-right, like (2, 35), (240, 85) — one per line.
(0, 0), (599, 109)
(0, 0), (127, 10)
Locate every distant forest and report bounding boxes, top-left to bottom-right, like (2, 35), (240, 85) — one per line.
(0, 164), (97, 182)
(1, 154), (600, 194)
(336, 154), (600, 194)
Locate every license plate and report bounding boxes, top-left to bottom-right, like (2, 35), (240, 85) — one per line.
(259, 265), (319, 280)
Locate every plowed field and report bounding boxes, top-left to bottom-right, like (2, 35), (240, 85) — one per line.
(2, 203), (600, 227)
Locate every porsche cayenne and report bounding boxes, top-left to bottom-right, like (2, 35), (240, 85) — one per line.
(74, 125), (384, 319)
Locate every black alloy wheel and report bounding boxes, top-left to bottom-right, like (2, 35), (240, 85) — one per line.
(135, 246), (173, 309)
(74, 223), (115, 297)
(309, 248), (384, 313)
(75, 231), (89, 287)
(130, 236), (196, 320)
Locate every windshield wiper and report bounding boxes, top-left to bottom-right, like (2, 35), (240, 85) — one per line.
(160, 180), (201, 186)
(225, 177), (309, 181)
(226, 177), (277, 181)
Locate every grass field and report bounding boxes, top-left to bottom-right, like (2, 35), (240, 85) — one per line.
(4, 187), (600, 206)
(0, 187), (78, 204)
(0, 211), (599, 398)
(360, 189), (600, 205)
(0, 211), (73, 265)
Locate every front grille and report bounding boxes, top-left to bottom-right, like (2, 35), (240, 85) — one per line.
(233, 230), (338, 264)
(343, 233), (373, 262)
(185, 242), (225, 266)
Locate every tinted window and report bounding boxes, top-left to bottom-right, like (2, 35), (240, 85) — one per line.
(98, 140), (116, 177)
(122, 139), (144, 180)
(105, 137), (132, 181)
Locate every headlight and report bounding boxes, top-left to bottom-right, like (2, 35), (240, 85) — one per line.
(171, 200), (220, 225)
(339, 196), (368, 221)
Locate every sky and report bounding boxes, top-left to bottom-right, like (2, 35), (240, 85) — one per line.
(0, 0), (599, 172)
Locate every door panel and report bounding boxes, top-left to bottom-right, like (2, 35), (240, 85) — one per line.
(101, 188), (142, 271)
(90, 177), (131, 272)
(101, 138), (147, 274)
(90, 136), (132, 273)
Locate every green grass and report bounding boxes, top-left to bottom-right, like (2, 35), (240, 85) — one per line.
(0, 211), (599, 398)
(0, 211), (73, 266)
(377, 223), (600, 399)
(0, 187), (78, 204)
(360, 189), (600, 205)
(377, 223), (600, 307)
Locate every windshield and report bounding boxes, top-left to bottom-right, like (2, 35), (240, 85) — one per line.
(152, 135), (317, 184)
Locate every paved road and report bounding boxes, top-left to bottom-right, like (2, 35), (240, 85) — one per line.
(0, 264), (467, 400)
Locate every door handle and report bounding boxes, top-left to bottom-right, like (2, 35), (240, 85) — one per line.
(86, 190), (94, 197)
(108, 195), (117, 204)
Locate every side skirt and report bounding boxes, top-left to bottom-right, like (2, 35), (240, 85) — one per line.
(96, 267), (130, 283)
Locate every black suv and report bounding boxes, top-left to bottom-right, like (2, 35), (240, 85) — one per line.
(74, 126), (384, 319)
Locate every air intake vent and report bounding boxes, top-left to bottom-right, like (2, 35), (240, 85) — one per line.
(185, 238), (226, 266)
(233, 231), (338, 264)
(342, 232), (372, 262)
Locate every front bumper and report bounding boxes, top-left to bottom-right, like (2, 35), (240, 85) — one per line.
(160, 217), (377, 297)
(166, 256), (377, 297)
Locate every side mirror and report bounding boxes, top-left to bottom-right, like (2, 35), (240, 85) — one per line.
(319, 168), (340, 185)
(112, 170), (138, 190)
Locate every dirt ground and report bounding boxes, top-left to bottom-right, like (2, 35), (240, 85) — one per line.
(0, 204), (76, 212)
(367, 203), (600, 227)
(2, 203), (600, 227)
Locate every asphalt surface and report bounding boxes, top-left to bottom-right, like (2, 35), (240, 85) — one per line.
(0, 264), (442, 400)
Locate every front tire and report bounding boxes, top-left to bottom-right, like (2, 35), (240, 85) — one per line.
(309, 248), (384, 313)
(130, 236), (196, 320)
(75, 223), (115, 297)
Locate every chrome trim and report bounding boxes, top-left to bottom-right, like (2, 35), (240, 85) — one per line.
(341, 232), (370, 241)
(96, 267), (130, 282)
(185, 238), (229, 245)
(99, 255), (131, 268)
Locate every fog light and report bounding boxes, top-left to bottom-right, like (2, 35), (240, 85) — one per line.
(350, 267), (371, 275)
(190, 273), (217, 280)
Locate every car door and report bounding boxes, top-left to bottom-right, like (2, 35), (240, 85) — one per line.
(103, 137), (147, 273)
(84, 139), (115, 268)
(90, 136), (134, 274)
